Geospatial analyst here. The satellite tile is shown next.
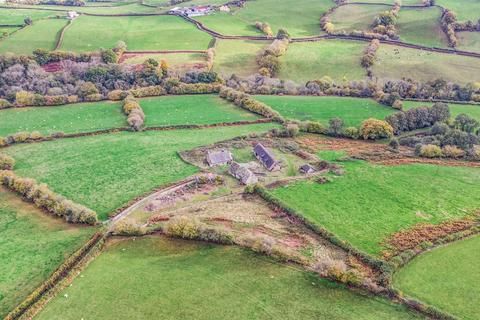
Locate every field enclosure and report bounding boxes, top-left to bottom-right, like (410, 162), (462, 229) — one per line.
(35, 236), (421, 320)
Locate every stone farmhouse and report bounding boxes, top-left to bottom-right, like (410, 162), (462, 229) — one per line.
(228, 162), (258, 185)
(206, 149), (233, 167)
(253, 143), (278, 171)
(169, 5), (214, 17)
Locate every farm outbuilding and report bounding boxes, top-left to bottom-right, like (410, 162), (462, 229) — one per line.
(206, 149), (233, 167)
(228, 162), (258, 185)
(299, 164), (316, 174)
(253, 143), (278, 171)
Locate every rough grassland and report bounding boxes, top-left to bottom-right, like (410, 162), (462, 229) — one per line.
(3, 124), (277, 220)
(213, 39), (269, 77)
(0, 8), (57, 24)
(435, 0), (480, 22)
(329, 4), (389, 32)
(0, 101), (125, 137)
(457, 31), (480, 53)
(36, 237), (421, 320)
(140, 95), (259, 127)
(60, 15), (212, 52)
(271, 161), (480, 256)
(394, 236), (480, 320)
(196, 0), (332, 37)
(279, 40), (366, 83)
(0, 187), (95, 318)
(372, 44), (480, 85)
(121, 52), (206, 71)
(397, 7), (448, 48)
(255, 95), (395, 127)
(0, 18), (67, 54)
(403, 101), (480, 122)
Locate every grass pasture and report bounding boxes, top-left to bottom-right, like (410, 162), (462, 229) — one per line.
(397, 7), (448, 48)
(196, 0), (332, 37)
(0, 8), (58, 25)
(60, 15), (212, 52)
(0, 18), (66, 54)
(435, 0), (480, 22)
(0, 101), (125, 137)
(279, 40), (366, 83)
(121, 52), (207, 71)
(213, 39), (269, 77)
(140, 95), (260, 127)
(254, 95), (395, 127)
(11, 3), (156, 14)
(270, 160), (480, 256)
(372, 44), (480, 84)
(394, 236), (480, 320)
(2, 123), (277, 220)
(0, 187), (95, 318)
(329, 4), (389, 33)
(457, 31), (480, 53)
(36, 236), (421, 320)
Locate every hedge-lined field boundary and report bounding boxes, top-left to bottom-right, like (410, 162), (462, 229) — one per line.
(4, 231), (107, 320)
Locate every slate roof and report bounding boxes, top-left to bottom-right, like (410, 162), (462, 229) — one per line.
(253, 143), (277, 171)
(206, 150), (233, 167)
(228, 162), (258, 185)
(299, 164), (316, 174)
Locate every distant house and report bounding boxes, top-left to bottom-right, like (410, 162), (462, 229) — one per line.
(219, 5), (230, 12)
(206, 149), (233, 167)
(299, 164), (316, 174)
(67, 11), (79, 20)
(228, 162), (258, 185)
(253, 143), (277, 171)
(169, 5), (213, 17)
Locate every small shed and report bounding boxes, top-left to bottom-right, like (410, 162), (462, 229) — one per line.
(253, 143), (277, 171)
(299, 164), (316, 174)
(229, 162), (258, 185)
(206, 149), (233, 167)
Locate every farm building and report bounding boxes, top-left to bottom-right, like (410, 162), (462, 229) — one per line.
(253, 143), (278, 171)
(206, 149), (233, 167)
(67, 11), (79, 20)
(299, 164), (316, 174)
(228, 162), (258, 185)
(169, 6), (213, 17)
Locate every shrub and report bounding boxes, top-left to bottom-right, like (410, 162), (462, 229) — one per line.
(420, 144), (443, 158)
(77, 82), (99, 99)
(389, 138), (399, 150)
(299, 121), (327, 134)
(113, 220), (147, 236)
(15, 90), (35, 107)
(164, 216), (201, 239)
(360, 118), (393, 140)
(430, 122), (449, 136)
(107, 90), (127, 101)
(0, 154), (15, 170)
(84, 93), (103, 102)
(0, 98), (12, 109)
(442, 145), (465, 158)
(10, 131), (31, 143)
(328, 118), (344, 137)
(341, 127), (357, 139)
(130, 85), (166, 98)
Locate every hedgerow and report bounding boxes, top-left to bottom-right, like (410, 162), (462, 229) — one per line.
(0, 170), (98, 225)
(122, 96), (145, 131)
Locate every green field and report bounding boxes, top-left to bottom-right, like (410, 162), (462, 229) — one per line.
(403, 101), (480, 122)
(0, 187), (95, 318)
(10, 3), (156, 14)
(0, 18), (66, 54)
(457, 31), (480, 53)
(355, 0), (422, 3)
(329, 4), (389, 32)
(2, 123), (277, 220)
(36, 236), (421, 320)
(255, 95), (395, 127)
(271, 160), (480, 256)
(60, 15), (212, 52)
(397, 7), (448, 48)
(394, 236), (480, 320)
(195, 12), (262, 37)
(372, 44), (480, 85)
(213, 39), (269, 77)
(140, 95), (260, 127)
(0, 8), (58, 24)
(196, 0), (332, 37)
(0, 101), (125, 137)
(436, 0), (480, 22)
(121, 52), (206, 71)
(279, 40), (367, 83)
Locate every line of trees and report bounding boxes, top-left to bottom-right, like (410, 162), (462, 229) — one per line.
(256, 38), (289, 77)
